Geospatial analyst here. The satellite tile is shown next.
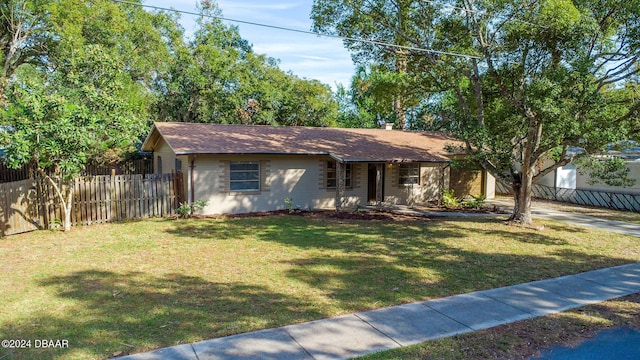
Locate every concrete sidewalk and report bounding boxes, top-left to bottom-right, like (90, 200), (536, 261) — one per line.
(117, 262), (640, 360)
(487, 198), (640, 238)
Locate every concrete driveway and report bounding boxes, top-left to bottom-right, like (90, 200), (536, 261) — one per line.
(487, 198), (640, 238)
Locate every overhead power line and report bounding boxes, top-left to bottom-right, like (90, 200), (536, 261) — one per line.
(110, 0), (482, 60)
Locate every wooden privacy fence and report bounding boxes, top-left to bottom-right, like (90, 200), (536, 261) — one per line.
(0, 173), (184, 237)
(0, 158), (153, 184)
(0, 162), (33, 183)
(0, 179), (41, 237)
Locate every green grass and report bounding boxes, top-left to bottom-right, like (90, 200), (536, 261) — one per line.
(1, 213), (639, 359)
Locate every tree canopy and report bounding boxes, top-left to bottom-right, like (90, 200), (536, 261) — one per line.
(313, 0), (640, 223)
(0, 0), (340, 230)
(0, 0), (169, 230)
(153, 2), (338, 127)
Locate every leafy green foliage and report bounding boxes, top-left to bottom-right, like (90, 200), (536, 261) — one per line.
(176, 200), (209, 218)
(0, 0), (171, 173)
(0, 0), (343, 230)
(0, 0), (53, 79)
(334, 73), (382, 128)
(155, 1), (338, 126)
(577, 157), (637, 188)
(0, 0), (175, 231)
(463, 194), (487, 210)
(1, 50), (146, 179)
(284, 197), (295, 213)
(313, 0), (640, 223)
(441, 189), (460, 209)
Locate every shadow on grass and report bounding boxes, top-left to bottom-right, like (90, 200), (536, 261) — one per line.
(0, 270), (327, 360)
(2, 215), (635, 360)
(281, 245), (631, 309)
(167, 215), (634, 307)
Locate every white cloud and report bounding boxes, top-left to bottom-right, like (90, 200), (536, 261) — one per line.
(296, 54), (334, 62)
(218, 1), (310, 29)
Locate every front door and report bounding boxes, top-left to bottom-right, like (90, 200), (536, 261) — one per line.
(367, 164), (384, 203)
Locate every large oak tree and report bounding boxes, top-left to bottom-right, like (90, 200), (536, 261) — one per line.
(313, 0), (640, 223)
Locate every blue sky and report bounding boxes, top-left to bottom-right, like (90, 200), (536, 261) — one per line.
(151, 1), (355, 90)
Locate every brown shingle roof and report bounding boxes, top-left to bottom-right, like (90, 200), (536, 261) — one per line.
(142, 122), (461, 163)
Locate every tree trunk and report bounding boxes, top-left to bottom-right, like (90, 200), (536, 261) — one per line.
(62, 184), (73, 232)
(41, 171), (74, 232)
(509, 168), (534, 224)
(394, 49), (407, 130)
(394, 98), (405, 130)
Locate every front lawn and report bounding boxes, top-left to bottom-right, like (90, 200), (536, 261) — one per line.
(1, 212), (639, 359)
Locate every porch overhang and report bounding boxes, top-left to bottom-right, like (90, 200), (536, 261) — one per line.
(328, 153), (452, 164)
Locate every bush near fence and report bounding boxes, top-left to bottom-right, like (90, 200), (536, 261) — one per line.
(0, 173), (184, 237)
(496, 182), (640, 212)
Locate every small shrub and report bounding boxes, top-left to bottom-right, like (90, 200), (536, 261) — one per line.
(462, 195), (487, 209)
(284, 197), (294, 213)
(176, 203), (191, 218)
(462, 194), (487, 209)
(442, 189), (460, 209)
(176, 200), (209, 218)
(473, 194), (486, 206)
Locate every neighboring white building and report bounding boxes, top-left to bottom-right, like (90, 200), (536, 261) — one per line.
(538, 160), (640, 195)
(537, 164), (578, 190)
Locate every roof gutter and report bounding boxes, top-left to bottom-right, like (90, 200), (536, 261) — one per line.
(172, 151), (452, 164)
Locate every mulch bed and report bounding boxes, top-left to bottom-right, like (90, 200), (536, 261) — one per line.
(191, 205), (507, 222)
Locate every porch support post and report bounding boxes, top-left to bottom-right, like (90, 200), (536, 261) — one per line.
(189, 156), (196, 204)
(335, 161), (346, 210)
(440, 163), (450, 205)
(376, 164), (384, 204)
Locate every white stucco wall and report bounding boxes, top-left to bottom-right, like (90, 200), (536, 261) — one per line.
(193, 155), (371, 214)
(383, 163), (446, 206)
(484, 172), (496, 199)
(557, 164), (577, 189)
(537, 164), (577, 189)
(191, 157), (449, 214)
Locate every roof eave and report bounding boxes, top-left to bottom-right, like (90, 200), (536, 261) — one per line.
(140, 124), (159, 152)
(173, 151), (332, 157)
(171, 150), (451, 163)
(340, 158), (451, 163)
(142, 123), (180, 154)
